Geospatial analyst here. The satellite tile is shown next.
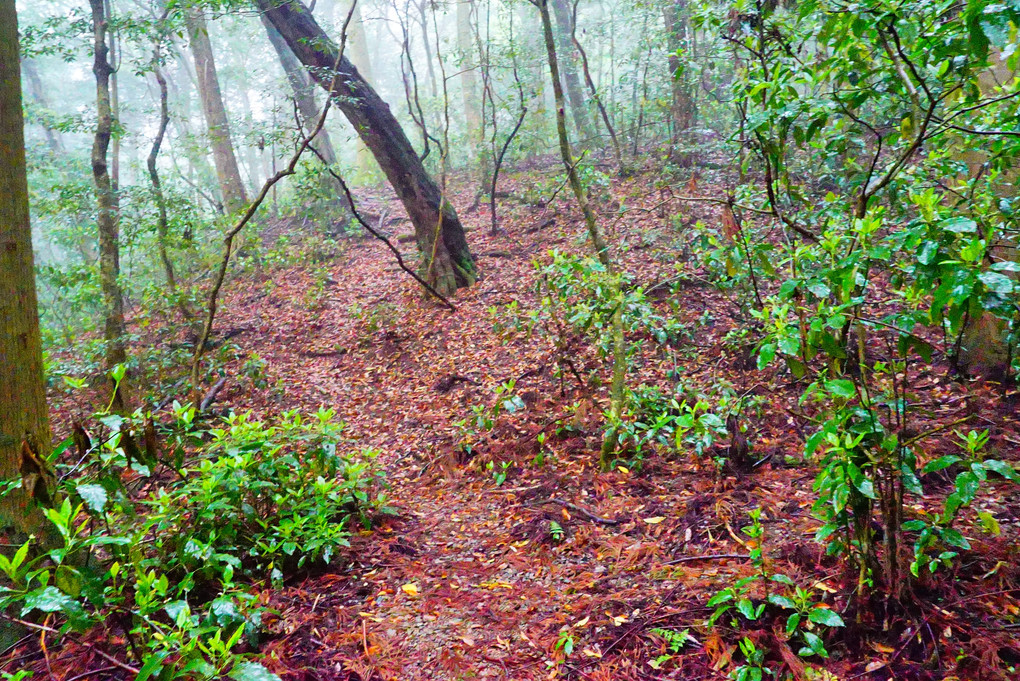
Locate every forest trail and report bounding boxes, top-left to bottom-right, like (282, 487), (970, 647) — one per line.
(200, 167), (834, 679)
(35, 160), (1020, 680)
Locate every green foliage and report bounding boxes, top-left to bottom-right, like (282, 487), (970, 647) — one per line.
(152, 408), (390, 582)
(0, 385), (389, 676)
(688, 0), (1020, 612)
(529, 250), (685, 356)
(647, 627), (696, 669)
(706, 510), (844, 663)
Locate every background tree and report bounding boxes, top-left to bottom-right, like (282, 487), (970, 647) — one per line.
(185, 6), (248, 213)
(90, 0), (129, 409)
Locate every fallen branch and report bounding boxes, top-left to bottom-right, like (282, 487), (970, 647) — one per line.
(199, 376), (228, 412)
(531, 497), (621, 525)
(662, 553), (749, 565)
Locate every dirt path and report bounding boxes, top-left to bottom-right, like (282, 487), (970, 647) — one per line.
(203, 173), (1020, 680)
(208, 185), (734, 679)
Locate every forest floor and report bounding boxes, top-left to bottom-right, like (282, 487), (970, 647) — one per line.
(44, 157), (1020, 679)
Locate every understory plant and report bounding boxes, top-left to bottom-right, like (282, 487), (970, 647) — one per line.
(0, 375), (389, 678)
(520, 250), (686, 466)
(694, 0), (1020, 617)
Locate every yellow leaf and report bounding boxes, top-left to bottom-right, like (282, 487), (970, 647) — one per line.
(574, 615), (590, 627)
(401, 583), (419, 598)
(643, 516), (665, 524)
(478, 580), (514, 590)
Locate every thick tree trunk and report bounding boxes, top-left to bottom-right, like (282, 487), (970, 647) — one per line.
(256, 0), (477, 295)
(185, 9), (248, 213)
(90, 0), (129, 397)
(1, 0), (56, 531)
(550, 0), (594, 144)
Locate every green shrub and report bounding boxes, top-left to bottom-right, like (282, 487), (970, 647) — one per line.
(0, 392), (390, 678)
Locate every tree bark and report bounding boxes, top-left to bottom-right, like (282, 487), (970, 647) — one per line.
(105, 0), (120, 193)
(256, 0), (477, 295)
(457, 0), (486, 188)
(90, 0), (129, 401)
(663, 0), (695, 133)
(338, 0), (377, 178)
(536, 0), (624, 467)
(417, 0), (439, 98)
(184, 8), (248, 213)
(147, 47), (183, 306)
(550, 0), (594, 144)
(261, 15), (338, 165)
(1, 0), (56, 532)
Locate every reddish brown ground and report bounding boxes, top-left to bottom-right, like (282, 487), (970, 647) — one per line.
(18, 161), (1020, 679)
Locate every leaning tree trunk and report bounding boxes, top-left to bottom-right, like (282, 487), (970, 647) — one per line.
(262, 16), (354, 225)
(185, 8), (248, 213)
(1, 0), (56, 532)
(261, 15), (339, 165)
(550, 0), (594, 144)
(535, 0), (625, 466)
(337, 0), (377, 178)
(256, 0), (477, 295)
(90, 0), (129, 410)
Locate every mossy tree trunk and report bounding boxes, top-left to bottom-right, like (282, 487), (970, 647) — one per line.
(90, 0), (129, 410)
(535, 0), (625, 467)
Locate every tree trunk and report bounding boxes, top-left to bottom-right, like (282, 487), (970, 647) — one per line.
(105, 0), (120, 193)
(536, 0), (625, 466)
(417, 0), (439, 98)
(256, 0), (477, 295)
(663, 0), (695, 133)
(261, 15), (338, 165)
(20, 58), (64, 154)
(147, 48), (182, 304)
(1, 0), (56, 532)
(90, 0), (129, 402)
(185, 8), (248, 213)
(550, 0), (594, 144)
(457, 0), (486, 188)
(339, 0), (377, 178)
(262, 15), (353, 222)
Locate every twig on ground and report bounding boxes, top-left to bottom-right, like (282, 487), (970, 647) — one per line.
(662, 553), (749, 565)
(530, 497), (621, 525)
